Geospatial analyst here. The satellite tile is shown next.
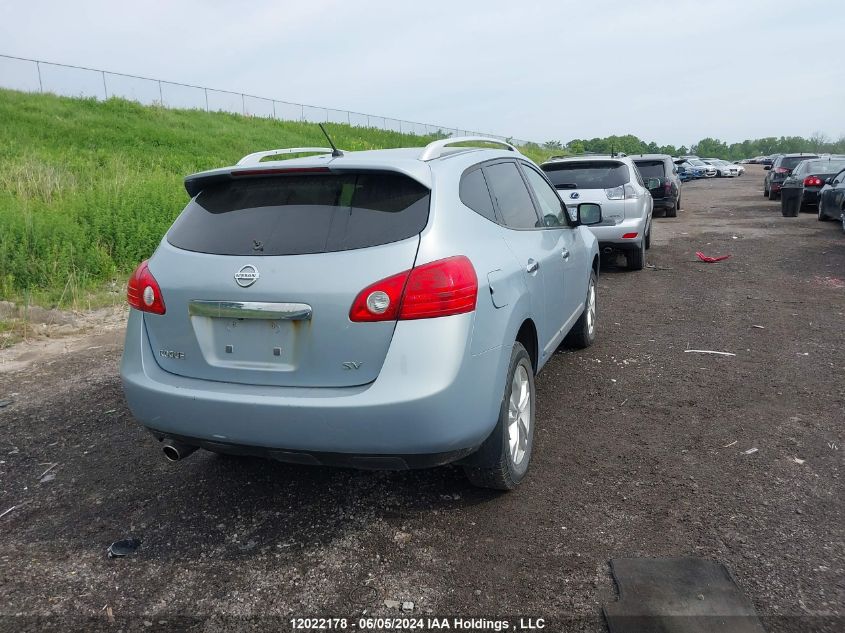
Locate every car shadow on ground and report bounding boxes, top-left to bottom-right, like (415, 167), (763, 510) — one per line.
(12, 401), (507, 563)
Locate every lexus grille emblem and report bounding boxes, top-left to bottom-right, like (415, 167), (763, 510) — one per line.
(234, 265), (260, 288)
(569, 192), (580, 199)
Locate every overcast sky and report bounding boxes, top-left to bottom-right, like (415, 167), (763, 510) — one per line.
(1, 0), (842, 146)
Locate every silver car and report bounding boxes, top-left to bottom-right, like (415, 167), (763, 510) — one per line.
(540, 155), (655, 270)
(121, 138), (602, 489)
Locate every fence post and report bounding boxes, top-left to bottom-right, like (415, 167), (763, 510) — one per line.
(102, 71), (108, 99)
(301, 104), (305, 121)
(241, 93), (245, 115)
(158, 81), (163, 106)
(347, 111), (351, 126)
(272, 100), (277, 120)
(204, 88), (209, 112)
(36, 61), (43, 93)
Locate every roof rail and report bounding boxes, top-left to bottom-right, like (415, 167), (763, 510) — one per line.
(419, 136), (518, 161)
(236, 147), (338, 166)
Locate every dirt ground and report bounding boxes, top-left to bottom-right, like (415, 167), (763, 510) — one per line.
(0, 166), (842, 632)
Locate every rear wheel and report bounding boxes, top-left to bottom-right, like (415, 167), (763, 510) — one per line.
(817, 204), (827, 221)
(564, 271), (597, 350)
(464, 343), (535, 490)
(763, 182), (769, 197)
(626, 239), (646, 270)
(769, 188), (779, 201)
(666, 197), (678, 217)
(645, 226), (651, 249)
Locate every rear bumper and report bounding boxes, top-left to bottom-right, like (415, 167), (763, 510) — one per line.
(120, 310), (507, 460)
(588, 217), (647, 248)
(651, 197), (675, 210)
(770, 181), (784, 192)
(802, 189), (820, 205)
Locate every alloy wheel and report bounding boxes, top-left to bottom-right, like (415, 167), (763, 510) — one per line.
(507, 364), (531, 466)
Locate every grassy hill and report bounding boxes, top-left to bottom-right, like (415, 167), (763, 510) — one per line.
(0, 89), (553, 307)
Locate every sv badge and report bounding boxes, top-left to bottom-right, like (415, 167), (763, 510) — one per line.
(342, 361), (363, 370)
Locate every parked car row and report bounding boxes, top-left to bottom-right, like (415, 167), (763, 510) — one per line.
(774, 157), (845, 228)
(701, 158), (745, 177)
(762, 153), (819, 200)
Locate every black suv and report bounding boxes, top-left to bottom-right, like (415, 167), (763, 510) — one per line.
(763, 153), (818, 200)
(632, 154), (682, 217)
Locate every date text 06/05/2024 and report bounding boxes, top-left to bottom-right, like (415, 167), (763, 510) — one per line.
(289, 617), (547, 630)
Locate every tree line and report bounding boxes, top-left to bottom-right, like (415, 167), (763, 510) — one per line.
(532, 133), (845, 161)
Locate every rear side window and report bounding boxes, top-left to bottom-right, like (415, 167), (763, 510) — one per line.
(459, 168), (497, 222)
(542, 161), (630, 190)
(484, 162), (540, 229)
(633, 160), (665, 178)
(167, 172), (430, 255)
(521, 165), (567, 226)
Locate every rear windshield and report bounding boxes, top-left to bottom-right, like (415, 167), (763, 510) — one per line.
(780, 155), (818, 169)
(542, 161), (629, 189)
(803, 159), (845, 174)
(167, 172), (430, 256)
(633, 160), (665, 178)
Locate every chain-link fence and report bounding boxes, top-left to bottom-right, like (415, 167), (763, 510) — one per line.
(0, 53), (535, 146)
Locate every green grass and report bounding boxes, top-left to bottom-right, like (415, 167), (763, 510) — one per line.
(0, 88), (554, 307)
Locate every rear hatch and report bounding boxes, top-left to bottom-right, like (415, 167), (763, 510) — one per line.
(774, 155), (819, 180)
(144, 169), (429, 388)
(633, 160), (667, 199)
(541, 160), (631, 223)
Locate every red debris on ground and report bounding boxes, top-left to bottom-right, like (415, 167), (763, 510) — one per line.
(696, 251), (731, 263)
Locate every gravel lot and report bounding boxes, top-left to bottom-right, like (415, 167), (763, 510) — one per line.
(0, 166), (842, 632)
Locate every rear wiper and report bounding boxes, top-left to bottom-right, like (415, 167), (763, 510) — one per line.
(556, 183), (578, 189)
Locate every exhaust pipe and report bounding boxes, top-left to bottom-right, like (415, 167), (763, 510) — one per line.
(162, 438), (198, 462)
(602, 247), (614, 255)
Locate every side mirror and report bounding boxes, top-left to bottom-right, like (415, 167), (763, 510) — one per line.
(764, 165), (772, 170)
(577, 203), (602, 226)
(825, 178), (833, 185)
(646, 177), (661, 189)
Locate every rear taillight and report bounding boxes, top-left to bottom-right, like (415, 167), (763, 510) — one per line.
(127, 260), (166, 315)
(803, 176), (823, 187)
(349, 256), (478, 322)
(664, 181), (672, 192)
(605, 184), (639, 200)
(775, 167), (790, 174)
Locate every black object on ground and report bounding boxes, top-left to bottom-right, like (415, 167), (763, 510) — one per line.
(603, 558), (766, 633)
(0, 399), (13, 408)
(107, 538), (141, 558)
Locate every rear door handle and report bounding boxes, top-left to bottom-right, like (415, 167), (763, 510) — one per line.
(526, 259), (539, 274)
(561, 248), (570, 260)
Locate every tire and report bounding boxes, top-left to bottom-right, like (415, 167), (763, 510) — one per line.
(817, 204), (827, 221)
(645, 226), (651, 250)
(463, 343), (535, 490)
(763, 182), (769, 197)
(626, 238), (646, 270)
(667, 195), (679, 217)
(768, 188), (779, 201)
(564, 270), (598, 350)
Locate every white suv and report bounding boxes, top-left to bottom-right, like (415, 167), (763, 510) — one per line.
(541, 155), (654, 270)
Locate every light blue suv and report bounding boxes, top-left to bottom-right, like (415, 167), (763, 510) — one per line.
(120, 138), (602, 489)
